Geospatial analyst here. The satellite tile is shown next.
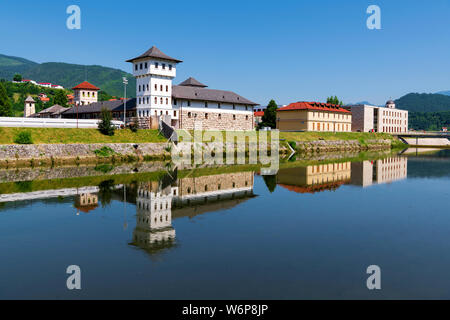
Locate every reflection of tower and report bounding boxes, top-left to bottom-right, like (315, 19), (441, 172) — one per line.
(74, 192), (99, 213)
(131, 181), (177, 254)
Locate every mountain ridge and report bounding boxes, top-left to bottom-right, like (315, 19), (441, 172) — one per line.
(0, 54), (136, 97)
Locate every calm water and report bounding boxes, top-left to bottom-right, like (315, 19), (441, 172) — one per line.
(1, 150), (450, 299)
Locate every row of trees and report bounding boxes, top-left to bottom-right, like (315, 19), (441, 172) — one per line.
(409, 111), (450, 131)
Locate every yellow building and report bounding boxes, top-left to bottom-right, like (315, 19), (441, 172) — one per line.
(276, 101), (352, 132)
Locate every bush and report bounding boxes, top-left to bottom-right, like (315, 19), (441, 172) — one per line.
(94, 146), (116, 157)
(98, 108), (115, 136)
(128, 122), (138, 132)
(14, 131), (33, 144)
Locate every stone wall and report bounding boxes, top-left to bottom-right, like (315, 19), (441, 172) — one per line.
(179, 110), (254, 131)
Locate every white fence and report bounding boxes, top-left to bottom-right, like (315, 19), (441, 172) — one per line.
(0, 117), (124, 129)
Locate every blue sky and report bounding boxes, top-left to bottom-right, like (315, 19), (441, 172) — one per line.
(1, 0), (449, 105)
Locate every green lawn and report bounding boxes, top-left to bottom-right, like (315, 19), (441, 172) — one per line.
(0, 127), (167, 144)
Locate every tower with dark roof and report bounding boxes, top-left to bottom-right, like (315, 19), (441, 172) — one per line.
(126, 46), (182, 122)
(24, 96), (35, 117)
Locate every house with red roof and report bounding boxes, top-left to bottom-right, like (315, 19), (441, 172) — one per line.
(276, 101), (352, 132)
(72, 81), (100, 106)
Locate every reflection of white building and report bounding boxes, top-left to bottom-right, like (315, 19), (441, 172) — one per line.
(351, 156), (408, 187)
(133, 183), (177, 250)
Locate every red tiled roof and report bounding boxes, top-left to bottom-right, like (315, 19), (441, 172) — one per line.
(277, 101), (351, 114)
(40, 97), (50, 102)
(72, 81), (100, 91)
(254, 111), (264, 117)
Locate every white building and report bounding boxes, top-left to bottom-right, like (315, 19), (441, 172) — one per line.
(72, 81), (100, 106)
(126, 46), (257, 130)
(348, 100), (408, 133)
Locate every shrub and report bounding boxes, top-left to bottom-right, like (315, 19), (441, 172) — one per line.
(98, 108), (115, 136)
(94, 146), (116, 157)
(14, 131), (33, 144)
(128, 122), (138, 132)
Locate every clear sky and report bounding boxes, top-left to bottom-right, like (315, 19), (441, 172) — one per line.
(1, 0), (449, 105)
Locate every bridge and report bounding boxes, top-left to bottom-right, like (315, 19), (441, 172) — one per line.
(394, 132), (450, 147)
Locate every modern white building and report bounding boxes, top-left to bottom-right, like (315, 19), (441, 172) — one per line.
(348, 100), (408, 133)
(126, 46), (257, 130)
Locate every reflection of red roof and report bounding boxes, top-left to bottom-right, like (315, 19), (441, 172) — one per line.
(278, 180), (349, 194)
(72, 81), (100, 91)
(277, 102), (351, 114)
(254, 111), (264, 117)
(74, 204), (98, 213)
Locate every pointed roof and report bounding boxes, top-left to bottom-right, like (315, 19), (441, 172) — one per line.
(72, 81), (100, 91)
(126, 46), (183, 63)
(178, 77), (208, 88)
(25, 96), (35, 103)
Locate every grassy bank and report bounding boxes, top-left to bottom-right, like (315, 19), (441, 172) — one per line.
(280, 131), (392, 143)
(0, 127), (166, 144)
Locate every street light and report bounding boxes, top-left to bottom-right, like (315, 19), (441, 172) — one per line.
(123, 77), (128, 128)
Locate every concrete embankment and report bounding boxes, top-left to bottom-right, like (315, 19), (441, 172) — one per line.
(402, 137), (450, 148)
(284, 139), (395, 154)
(0, 138), (398, 168)
(0, 143), (170, 167)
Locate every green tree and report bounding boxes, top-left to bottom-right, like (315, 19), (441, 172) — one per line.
(0, 82), (12, 116)
(261, 99), (278, 129)
(13, 74), (22, 82)
(327, 96), (344, 106)
(98, 108), (115, 136)
(262, 175), (277, 193)
(53, 90), (68, 107)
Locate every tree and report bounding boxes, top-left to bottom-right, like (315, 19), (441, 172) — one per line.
(260, 99), (278, 129)
(98, 108), (115, 136)
(262, 175), (277, 193)
(13, 74), (22, 82)
(0, 82), (12, 116)
(53, 90), (68, 107)
(327, 96), (344, 106)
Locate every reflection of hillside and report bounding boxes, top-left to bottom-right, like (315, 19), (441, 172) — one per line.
(276, 162), (351, 194)
(130, 171), (255, 256)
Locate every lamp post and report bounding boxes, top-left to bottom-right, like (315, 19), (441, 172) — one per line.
(123, 77), (128, 128)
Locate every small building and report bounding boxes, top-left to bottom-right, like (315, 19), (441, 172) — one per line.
(254, 110), (264, 127)
(62, 98), (137, 121)
(38, 82), (52, 88)
(72, 81), (100, 106)
(35, 104), (69, 118)
(24, 96), (36, 117)
(276, 101), (352, 132)
(347, 100), (408, 133)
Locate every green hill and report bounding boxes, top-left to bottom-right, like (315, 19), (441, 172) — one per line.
(0, 54), (136, 97)
(395, 93), (450, 112)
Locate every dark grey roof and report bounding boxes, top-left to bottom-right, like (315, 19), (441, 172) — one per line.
(386, 100), (395, 104)
(39, 104), (69, 115)
(62, 98), (136, 115)
(172, 86), (258, 106)
(126, 46), (182, 63)
(178, 77), (208, 88)
(25, 96), (35, 103)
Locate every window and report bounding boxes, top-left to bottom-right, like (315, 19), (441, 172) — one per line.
(138, 85), (141, 92)
(233, 115), (236, 120)
(166, 85), (168, 92)
(146, 84), (149, 91)
(155, 62), (159, 68)
(205, 113), (208, 119)
(140, 63), (143, 70)
(173, 110), (177, 117)
(187, 101), (191, 106)
(166, 111), (169, 115)
(162, 63), (166, 69)
(246, 115), (249, 120)
(169, 64), (172, 70)
(160, 85), (163, 91)
(147, 97), (149, 104)
(188, 112), (192, 118)
(174, 99), (177, 105)
(166, 98), (168, 104)
(145, 62), (148, 68)
(135, 64), (138, 71)
(218, 114), (221, 119)
(218, 103), (221, 109)
(233, 104), (236, 109)
(154, 97), (157, 104)
(205, 102), (208, 108)
(154, 84), (157, 90)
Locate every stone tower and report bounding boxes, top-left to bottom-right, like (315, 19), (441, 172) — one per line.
(24, 96), (35, 117)
(126, 46), (182, 126)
